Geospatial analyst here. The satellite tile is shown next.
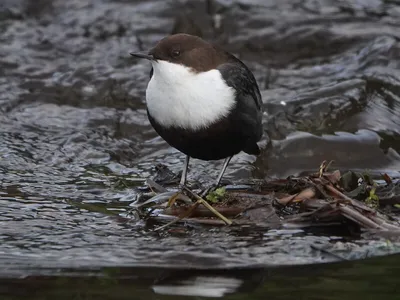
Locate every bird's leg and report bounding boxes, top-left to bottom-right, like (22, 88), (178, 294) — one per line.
(168, 156), (190, 207)
(214, 156), (232, 187)
(201, 156), (232, 197)
(179, 155), (190, 187)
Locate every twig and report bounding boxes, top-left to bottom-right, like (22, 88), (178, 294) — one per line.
(154, 201), (201, 231)
(319, 160), (327, 177)
(134, 191), (179, 208)
(284, 203), (339, 222)
(325, 184), (375, 213)
(326, 184), (400, 230)
(154, 214), (229, 226)
(182, 186), (232, 225)
(164, 206), (244, 218)
(368, 214), (400, 231)
(339, 205), (381, 229)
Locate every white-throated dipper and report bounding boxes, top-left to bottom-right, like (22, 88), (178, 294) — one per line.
(131, 33), (263, 190)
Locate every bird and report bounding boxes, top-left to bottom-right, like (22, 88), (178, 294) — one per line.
(130, 33), (263, 192)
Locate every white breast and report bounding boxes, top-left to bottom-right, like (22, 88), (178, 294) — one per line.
(145, 60), (236, 130)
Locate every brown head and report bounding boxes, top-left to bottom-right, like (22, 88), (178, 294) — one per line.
(131, 34), (228, 72)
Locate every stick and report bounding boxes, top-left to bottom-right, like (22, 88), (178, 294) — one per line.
(326, 184), (400, 230)
(164, 206), (243, 218)
(154, 201), (201, 231)
(368, 214), (400, 231)
(182, 186), (232, 225)
(154, 214), (229, 226)
(339, 205), (381, 229)
(325, 184), (375, 213)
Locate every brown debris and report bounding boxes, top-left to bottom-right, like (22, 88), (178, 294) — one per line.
(137, 167), (400, 234)
(277, 187), (316, 205)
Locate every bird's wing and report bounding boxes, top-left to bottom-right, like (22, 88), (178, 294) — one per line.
(217, 59), (263, 152)
(217, 54), (263, 111)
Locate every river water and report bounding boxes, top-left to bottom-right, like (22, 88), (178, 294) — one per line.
(1, 0), (400, 299)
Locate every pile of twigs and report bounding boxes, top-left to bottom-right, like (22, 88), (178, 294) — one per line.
(131, 162), (400, 233)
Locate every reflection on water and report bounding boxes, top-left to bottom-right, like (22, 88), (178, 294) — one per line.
(152, 275), (243, 297)
(1, 1), (400, 298)
(1, 253), (400, 299)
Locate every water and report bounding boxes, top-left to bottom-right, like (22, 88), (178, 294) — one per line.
(1, 253), (400, 299)
(1, 0), (400, 298)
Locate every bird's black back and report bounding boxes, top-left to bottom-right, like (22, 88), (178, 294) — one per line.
(216, 52), (263, 155)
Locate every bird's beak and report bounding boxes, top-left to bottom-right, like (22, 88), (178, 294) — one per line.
(130, 52), (154, 60)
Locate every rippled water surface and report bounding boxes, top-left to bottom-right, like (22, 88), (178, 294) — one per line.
(1, 0), (400, 298)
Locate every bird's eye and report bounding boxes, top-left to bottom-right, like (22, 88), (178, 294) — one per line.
(171, 50), (180, 58)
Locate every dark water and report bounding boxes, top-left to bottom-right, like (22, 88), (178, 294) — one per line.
(2, 253), (400, 300)
(1, 0), (400, 298)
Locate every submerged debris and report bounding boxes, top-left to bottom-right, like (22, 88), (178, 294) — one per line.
(132, 163), (400, 234)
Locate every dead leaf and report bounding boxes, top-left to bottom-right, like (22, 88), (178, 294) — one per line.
(277, 187), (316, 205)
